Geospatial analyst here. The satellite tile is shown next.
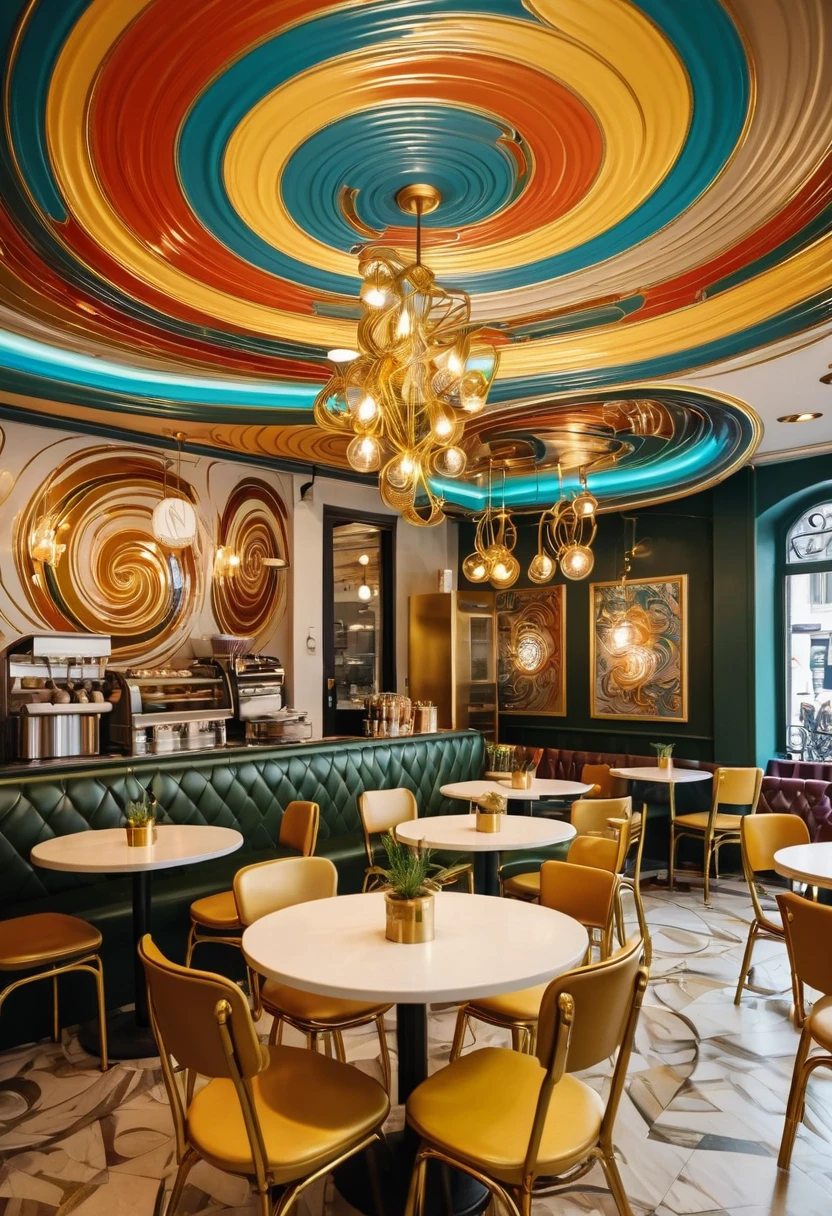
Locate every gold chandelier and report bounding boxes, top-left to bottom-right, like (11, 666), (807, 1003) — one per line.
(461, 468), (520, 589)
(528, 467), (598, 583)
(314, 184), (498, 526)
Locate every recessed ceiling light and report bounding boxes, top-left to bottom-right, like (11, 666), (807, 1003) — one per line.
(777, 412), (822, 423)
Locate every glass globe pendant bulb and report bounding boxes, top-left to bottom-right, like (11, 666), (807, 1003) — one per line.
(489, 551), (520, 589)
(528, 552), (556, 584)
(346, 434), (382, 473)
(560, 543), (595, 580)
(354, 395), (378, 426)
(433, 446), (466, 478)
(462, 552), (489, 583)
(432, 414), (453, 439)
(357, 583), (372, 602)
(152, 497), (197, 550)
(610, 620), (635, 651)
(573, 490), (598, 518)
(386, 453), (417, 490)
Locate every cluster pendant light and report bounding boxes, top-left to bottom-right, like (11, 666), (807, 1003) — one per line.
(461, 468), (520, 589)
(529, 468), (598, 583)
(314, 184), (498, 527)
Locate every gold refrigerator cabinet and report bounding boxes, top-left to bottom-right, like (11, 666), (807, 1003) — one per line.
(408, 591), (497, 739)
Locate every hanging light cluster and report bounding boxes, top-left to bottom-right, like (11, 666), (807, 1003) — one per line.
(528, 468), (598, 583)
(313, 184), (498, 527)
(461, 469), (520, 589)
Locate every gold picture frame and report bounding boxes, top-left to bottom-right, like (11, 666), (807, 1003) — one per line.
(589, 575), (688, 722)
(497, 586), (567, 716)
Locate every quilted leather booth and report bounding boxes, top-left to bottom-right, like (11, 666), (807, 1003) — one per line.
(0, 730), (487, 1047)
(758, 777), (832, 841)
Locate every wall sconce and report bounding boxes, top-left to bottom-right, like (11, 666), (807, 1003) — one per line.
(29, 515), (66, 568)
(213, 546), (241, 580)
(262, 556), (289, 569)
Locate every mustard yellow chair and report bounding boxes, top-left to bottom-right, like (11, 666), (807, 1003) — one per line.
(451, 857), (620, 1058)
(234, 856), (392, 1092)
(406, 940), (647, 1216)
(580, 764), (628, 800)
(669, 767), (763, 904)
(0, 913), (108, 1070)
(185, 801), (320, 968)
(734, 814), (810, 1012)
(139, 935), (388, 1216)
(775, 892), (832, 1170)
(359, 787), (473, 894)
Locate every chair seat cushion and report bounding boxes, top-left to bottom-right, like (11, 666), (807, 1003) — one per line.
(0, 913), (101, 971)
(189, 890), (241, 931)
(502, 872), (540, 900)
(469, 983), (547, 1024)
(809, 993), (832, 1052)
(407, 1045), (604, 1184)
(261, 979), (391, 1025)
(188, 1044), (389, 1183)
(675, 812), (744, 833)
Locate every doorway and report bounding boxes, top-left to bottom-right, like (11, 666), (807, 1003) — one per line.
(323, 509), (396, 736)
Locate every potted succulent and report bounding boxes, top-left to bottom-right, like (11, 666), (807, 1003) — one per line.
(651, 742), (674, 770)
(475, 790), (507, 833)
(368, 832), (454, 944)
(124, 789), (158, 847)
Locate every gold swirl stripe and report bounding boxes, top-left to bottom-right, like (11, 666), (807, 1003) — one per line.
(14, 447), (201, 663)
(225, 4), (689, 277)
(44, 0), (353, 347)
(211, 478), (289, 639)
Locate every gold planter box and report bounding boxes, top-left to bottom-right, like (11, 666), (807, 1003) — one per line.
(476, 812), (502, 833)
(125, 824), (157, 847)
(658, 757), (673, 770)
(385, 892), (435, 943)
(511, 770), (533, 789)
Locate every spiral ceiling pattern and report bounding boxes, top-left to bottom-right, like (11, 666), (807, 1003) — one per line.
(2, 0), (830, 509)
(14, 449), (202, 662)
(211, 478), (289, 640)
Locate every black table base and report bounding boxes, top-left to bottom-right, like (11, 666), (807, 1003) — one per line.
(78, 1009), (158, 1061)
(334, 1003), (489, 1216)
(472, 851), (500, 898)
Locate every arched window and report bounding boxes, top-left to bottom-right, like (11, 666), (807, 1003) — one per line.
(786, 503), (832, 760)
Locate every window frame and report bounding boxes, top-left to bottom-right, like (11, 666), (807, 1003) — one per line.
(781, 501), (832, 753)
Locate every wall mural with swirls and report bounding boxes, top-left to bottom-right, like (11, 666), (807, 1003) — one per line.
(497, 586), (566, 716)
(590, 576), (687, 722)
(0, 420), (291, 665)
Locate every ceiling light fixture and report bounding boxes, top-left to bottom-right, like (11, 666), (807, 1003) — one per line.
(462, 466), (519, 589)
(357, 582), (372, 602)
(528, 464), (598, 583)
(314, 183), (499, 526)
(777, 412), (822, 423)
(152, 432), (197, 550)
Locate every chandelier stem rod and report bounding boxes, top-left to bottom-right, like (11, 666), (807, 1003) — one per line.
(415, 197), (423, 266)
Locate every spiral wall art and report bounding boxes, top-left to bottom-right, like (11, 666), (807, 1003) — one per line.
(496, 586), (566, 716)
(590, 576), (688, 721)
(211, 477), (289, 641)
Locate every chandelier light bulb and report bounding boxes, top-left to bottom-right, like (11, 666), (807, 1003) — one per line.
(361, 284), (389, 308)
(358, 553), (370, 566)
(387, 453), (416, 489)
(489, 551), (520, 589)
(528, 552), (556, 584)
(346, 434), (382, 473)
(327, 348), (359, 364)
(560, 543), (595, 580)
(433, 446), (466, 478)
(462, 552), (489, 583)
(447, 348), (464, 376)
(432, 414), (453, 438)
(573, 490), (598, 518)
(355, 395), (378, 425)
(357, 582), (372, 602)
(395, 308), (411, 338)
(610, 620), (635, 651)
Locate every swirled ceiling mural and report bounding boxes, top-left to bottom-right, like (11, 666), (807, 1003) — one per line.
(1, 0), (830, 508)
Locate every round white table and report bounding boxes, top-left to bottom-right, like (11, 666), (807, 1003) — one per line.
(774, 841), (832, 890)
(396, 813), (576, 896)
(31, 824), (243, 1058)
(611, 765), (712, 817)
(440, 777), (591, 818)
(244, 890), (587, 1215)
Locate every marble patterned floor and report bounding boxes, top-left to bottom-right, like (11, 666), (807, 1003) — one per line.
(1, 875), (831, 1216)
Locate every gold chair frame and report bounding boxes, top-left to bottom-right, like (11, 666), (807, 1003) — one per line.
(407, 944), (648, 1216)
(359, 787), (473, 894)
(0, 949), (108, 1071)
(669, 767), (763, 904)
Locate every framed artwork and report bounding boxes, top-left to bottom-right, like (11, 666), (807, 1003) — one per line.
(496, 586), (566, 716)
(590, 575), (688, 721)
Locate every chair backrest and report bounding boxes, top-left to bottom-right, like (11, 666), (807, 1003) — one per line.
(279, 800), (320, 856)
(580, 764), (628, 800)
(713, 766), (764, 812)
(776, 891), (832, 998)
(359, 788), (418, 864)
(570, 796), (633, 839)
(567, 834), (620, 874)
(539, 859), (617, 932)
(527, 940), (647, 1177)
(742, 813), (809, 874)
(233, 856), (337, 926)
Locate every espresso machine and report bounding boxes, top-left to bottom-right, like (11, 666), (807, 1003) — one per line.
(0, 633), (113, 761)
(216, 652), (311, 743)
(106, 660), (234, 755)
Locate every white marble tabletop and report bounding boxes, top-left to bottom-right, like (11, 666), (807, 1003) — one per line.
(396, 813), (575, 853)
(440, 778), (592, 802)
(30, 824), (243, 874)
(242, 891), (588, 1005)
(774, 841), (832, 890)
(611, 766), (712, 785)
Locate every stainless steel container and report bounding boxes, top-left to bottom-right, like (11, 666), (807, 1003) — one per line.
(19, 707), (101, 759)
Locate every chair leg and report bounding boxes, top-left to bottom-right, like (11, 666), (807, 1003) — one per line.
(599, 1147), (634, 1216)
(614, 890), (626, 948)
(734, 920), (759, 1006)
(518, 1188), (533, 1216)
(93, 956), (109, 1072)
(668, 826), (677, 891)
(703, 837), (714, 905)
(777, 1023), (815, 1169)
(184, 924), (197, 968)
(333, 1028), (347, 1062)
(52, 974), (60, 1044)
(466, 867), (474, 895)
(166, 1147), (198, 1216)
(367, 1139), (386, 1216)
(510, 1026), (523, 1053)
(268, 1016), (283, 1046)
(404, 1152), (429, 1216)
(450, 1006), (469, 1061)
(376, 1015), (392, 1094)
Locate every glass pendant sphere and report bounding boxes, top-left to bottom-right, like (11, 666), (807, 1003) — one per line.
(357, 583), (372, 602)
(489, 551), (520, 589)
(573, 490), (598, 518)
(433, 446), (466, 478)
(560, 543), (595, 580)
(346, 435), (382, 473)
(354, 395), (379, 427)
(152, 497), (197, 550)
(386, 453), (416, 490)
(610, 620), (636, 651)
(462, 552), (489, 583)
(528, 552), (556, 584)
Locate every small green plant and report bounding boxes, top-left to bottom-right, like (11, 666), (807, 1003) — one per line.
(368, 831), (458, 899)
(124, 790), (157, 827)
(650, 742), (674, 760)
(486, 742), (514, 773)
